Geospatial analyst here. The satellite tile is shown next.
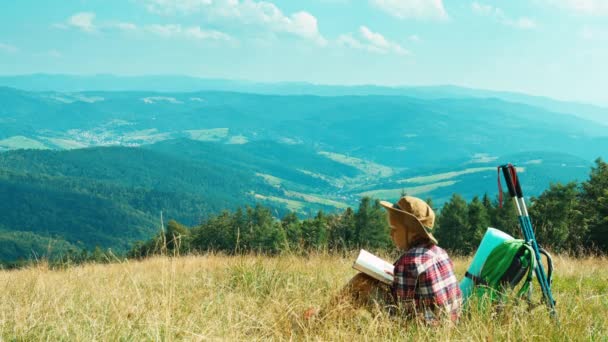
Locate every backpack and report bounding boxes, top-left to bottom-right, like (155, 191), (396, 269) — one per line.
(468, 239), (536, 303)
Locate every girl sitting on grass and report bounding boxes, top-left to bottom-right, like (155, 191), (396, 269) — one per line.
(309, 196), (462, 325)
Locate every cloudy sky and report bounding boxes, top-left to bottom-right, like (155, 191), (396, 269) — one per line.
(1, 0), (607, 105)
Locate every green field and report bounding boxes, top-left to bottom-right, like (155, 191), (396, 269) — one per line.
(227, 135), (248, 144)
(1, 254), (606, 340)
(398, 167), (496, 184)
(184, 128), (229, 141)
(44, 137), (89, 149)
(318, 151), (396, 178)
(121, 129), (171, 144)
(283, 190), (349, 209)
(256, 173), (283, 187)
(251, 192), (305, 212)
(359, 181), (458, 199)
(0, 136), (48, 150)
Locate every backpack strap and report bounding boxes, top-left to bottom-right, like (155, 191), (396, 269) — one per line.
(465, 271), (488, 286)
(539, 247), (553, 288)
(516, 243), (536, 298)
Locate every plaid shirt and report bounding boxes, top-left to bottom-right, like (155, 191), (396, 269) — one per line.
(392, 242), (462, 324)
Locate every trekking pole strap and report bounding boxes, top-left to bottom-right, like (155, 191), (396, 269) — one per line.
(509, 165), (524, 198)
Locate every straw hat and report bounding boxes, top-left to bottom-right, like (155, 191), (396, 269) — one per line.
(380, 196), (438, 245)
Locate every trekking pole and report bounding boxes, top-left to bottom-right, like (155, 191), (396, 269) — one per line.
(498, 164), (557, 319)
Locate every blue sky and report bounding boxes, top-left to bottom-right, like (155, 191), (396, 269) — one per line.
(1, 0), (607, 105)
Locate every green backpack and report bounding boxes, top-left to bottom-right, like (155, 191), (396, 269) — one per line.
(472, 239), (537, 302)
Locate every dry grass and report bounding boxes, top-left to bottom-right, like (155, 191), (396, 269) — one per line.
(0, 253), (606, 341)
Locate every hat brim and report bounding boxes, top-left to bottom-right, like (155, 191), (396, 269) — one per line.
(380, 200), (438, 245)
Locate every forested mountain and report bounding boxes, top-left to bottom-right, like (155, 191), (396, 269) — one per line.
(0, 140), (361, 261)
(1, 83), (608, 262)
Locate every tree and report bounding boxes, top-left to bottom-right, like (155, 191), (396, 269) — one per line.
(191, 212), (233, 252)
(490, 195), (520, 239)
(281, 211), (302, 252)
(580, 158), (608, 251)
(482, 193), (493, 212)
(328, 207), (356, 251)
(300, 210), (329, 250)
(467, 196), (490, 253)
(435, 194), (468, 254)
(248, 204), (285, 254)
(165, 219), (190, 253)
(529, 182), (585, 252)
(355, 197), (391, 250)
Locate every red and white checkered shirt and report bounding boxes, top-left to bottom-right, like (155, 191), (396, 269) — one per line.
(392, 242), (462, 324)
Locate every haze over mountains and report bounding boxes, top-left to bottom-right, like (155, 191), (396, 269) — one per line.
(1, 74), (607, 261)
(2, 74), (608, 126)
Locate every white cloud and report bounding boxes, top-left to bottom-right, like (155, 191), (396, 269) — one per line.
(144, 0), (213, 14)
(0, 43), (18, 53)
(472, 2), (537, 30)
(508, 17), (537, 30)
(409, 34), (421, 42)
(471, 2), (497, 15)
(184, 26), (233, 41)
(337, 34), (365, 49)
(145, 24), (233, 41)
(544, 0), (608, 15)
(370, 0), (448, 20)
(145, 24), (182, 37)
(142, 0), (327, 45)
(338, 26), (409, 55)
(58, 13), (232, 42)
(110, 22), (138, 31)
(68, 12), (97, 32)
(289, 12), (327, 45)
(142, 96), (183, 104)
(360, 26), (390, 48)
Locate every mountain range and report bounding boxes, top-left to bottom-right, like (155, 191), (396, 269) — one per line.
(0, 74), (607, 261)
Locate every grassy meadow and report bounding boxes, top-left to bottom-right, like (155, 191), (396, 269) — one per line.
(0, 253), (606, 341)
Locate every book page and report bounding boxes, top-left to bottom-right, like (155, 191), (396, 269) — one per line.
(352, 249), (394, 285)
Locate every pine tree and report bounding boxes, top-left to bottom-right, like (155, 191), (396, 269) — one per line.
(281, 211), (302, 252)
(328, 207), (355, 251)
(300, 210), (329, 250)
(355, 197), (391, 250)
(529, 182), (585, 252)
(165, 219), (190, 253)
(435, 194), (468, 254)
(580, 158), (608, 251)
(491, 195), (520, 238)
(467, 196), (490, 253)
(249, 204), (284, 253)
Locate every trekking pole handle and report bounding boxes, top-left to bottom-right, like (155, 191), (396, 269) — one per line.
(500, 164), (524, 198)
(500, 165), (517, 198)
(511, 166), (524, 198)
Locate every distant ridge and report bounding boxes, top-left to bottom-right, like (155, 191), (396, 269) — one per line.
(1, 74), (607, 126)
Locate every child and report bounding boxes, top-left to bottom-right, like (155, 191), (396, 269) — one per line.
(312, 196), (462, 325)
(379, 195), (462, 324)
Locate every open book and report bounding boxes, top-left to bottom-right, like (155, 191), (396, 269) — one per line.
(352, 249), (395, 285)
